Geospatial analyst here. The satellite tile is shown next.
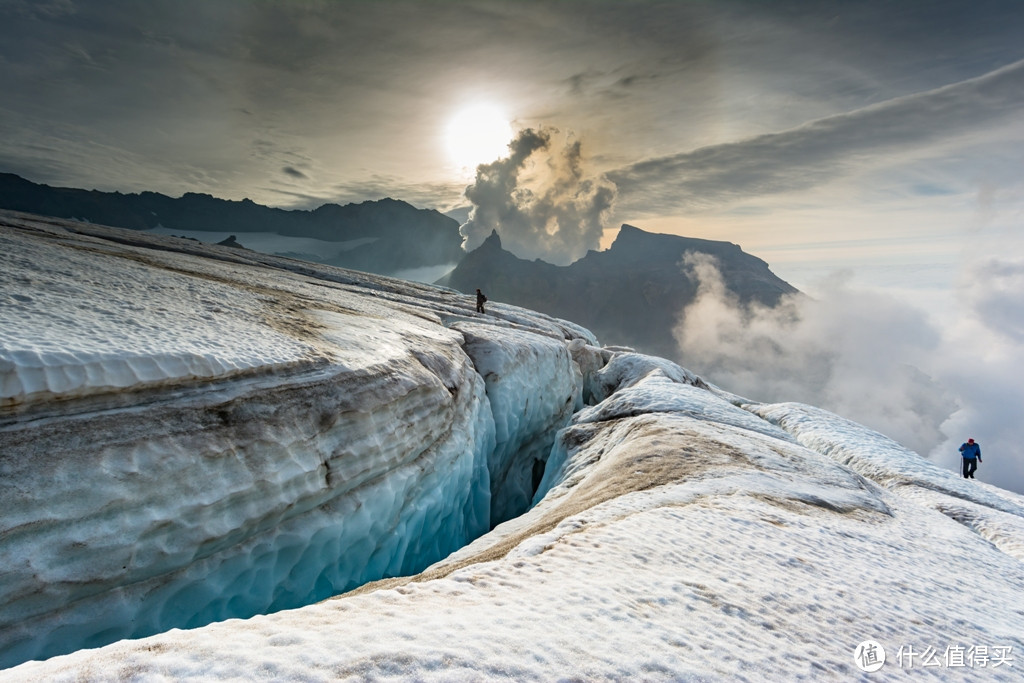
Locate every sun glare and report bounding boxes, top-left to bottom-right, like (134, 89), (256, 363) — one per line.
(445, 104), (513, 173)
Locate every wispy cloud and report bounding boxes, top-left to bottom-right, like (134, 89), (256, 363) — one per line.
(609, 59), (1024, 215)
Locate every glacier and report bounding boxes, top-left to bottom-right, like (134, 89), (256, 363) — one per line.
(2, 210), (1024, 679)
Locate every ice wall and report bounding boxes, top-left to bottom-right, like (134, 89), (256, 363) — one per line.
(456, 322), (582, 527)
(0, 214), (589, 668)
(0, 318), (494, 667)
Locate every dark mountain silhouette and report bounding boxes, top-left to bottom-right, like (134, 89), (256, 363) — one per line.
(437, 225), (799, 359)
(216, 235), (246, 249)
(0, 173), (462, 273)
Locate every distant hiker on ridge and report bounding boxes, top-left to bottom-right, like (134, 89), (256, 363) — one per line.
(476, 288), (487, 314)
(959, 438), (981, 479)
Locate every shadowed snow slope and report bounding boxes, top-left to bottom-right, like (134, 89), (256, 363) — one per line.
(2, 210), (1024, 680)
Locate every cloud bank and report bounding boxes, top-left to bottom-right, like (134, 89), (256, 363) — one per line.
(459, 127), (616, 265)
(936, 257), (1024, 493)
(673, 253), (1024, 495)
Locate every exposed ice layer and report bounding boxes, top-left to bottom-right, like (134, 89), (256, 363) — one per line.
(455, 322), (582, 527)
(9, 351), (1023, 681)
(566, 339), (605, 399)
(534, 352), (783, 504)
(0, 313), (495, 667)
(0, 227), (317, 407)
(536, 366), (790, 505)
(575, 373), (790, 440)
(0, 214), (597, 669)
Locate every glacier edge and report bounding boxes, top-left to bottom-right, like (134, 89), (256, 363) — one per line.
(0, 213), (592, 668)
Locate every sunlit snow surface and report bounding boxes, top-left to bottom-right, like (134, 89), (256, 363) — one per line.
(1, 226), (315, 404)
(2, 211), (1024, 680)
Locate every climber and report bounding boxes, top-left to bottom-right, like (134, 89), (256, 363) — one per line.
(959, 438), (981, 479)
(476, 288), (487, 314)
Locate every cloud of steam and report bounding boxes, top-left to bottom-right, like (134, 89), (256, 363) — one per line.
(459, 127), (617, 265)
(674, 252), (1024, 494)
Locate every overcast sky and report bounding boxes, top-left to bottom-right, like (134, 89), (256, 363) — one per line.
(2, 1), (1022, 283)
(3, 0), (1024, 489)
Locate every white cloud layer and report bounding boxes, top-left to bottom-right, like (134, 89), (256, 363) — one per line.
(673, 253), (1024, 495)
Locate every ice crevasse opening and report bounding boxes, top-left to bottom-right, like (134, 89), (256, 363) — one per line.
(0, 300), (592, 669)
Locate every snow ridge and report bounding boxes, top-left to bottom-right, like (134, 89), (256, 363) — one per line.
(749, 401), (1024, 563)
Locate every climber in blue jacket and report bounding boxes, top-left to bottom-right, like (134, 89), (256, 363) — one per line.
(959, 438), (981, 479)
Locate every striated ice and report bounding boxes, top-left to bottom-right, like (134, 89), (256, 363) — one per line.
(9, 341), (1023, 680)
(749, 400), (1024, 568)
(750, 401), (1024, 517)
(0, 214), (590, 668)
(574, 373), (792, 441)
(0, 226), (315, 408)
(584, 350), (704, 403)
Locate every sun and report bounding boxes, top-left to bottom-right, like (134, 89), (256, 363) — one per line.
(445, 104), (513, 173)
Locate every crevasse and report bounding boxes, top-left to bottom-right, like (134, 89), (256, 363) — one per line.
(0, 313), (590, 669)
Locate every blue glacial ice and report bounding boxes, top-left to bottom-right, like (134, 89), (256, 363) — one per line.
(0, 216), (591, 667)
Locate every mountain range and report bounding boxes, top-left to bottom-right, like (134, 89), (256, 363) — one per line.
(0, 173), (463, 274)
(438, 226), (799, 360)
(0, 173), (799, 360)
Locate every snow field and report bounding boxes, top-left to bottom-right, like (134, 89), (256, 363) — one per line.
(4, 215), (1024, 679)
(0, 228), (317, 406)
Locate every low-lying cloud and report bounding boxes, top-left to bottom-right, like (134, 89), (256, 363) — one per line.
(935, 257), (1024, 493)
(674, 252), (1024, 494)
(459, 127), (617, 265)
